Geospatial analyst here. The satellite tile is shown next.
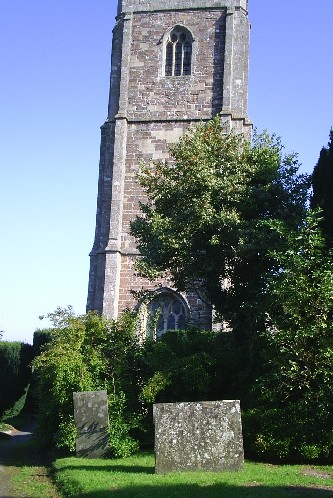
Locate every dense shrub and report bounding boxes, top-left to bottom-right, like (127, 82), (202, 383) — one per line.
(243, 402), (333, 463)
(32, 309), (141, 455)
(121, 327), (260, 448)
(242, 212), (333, 463)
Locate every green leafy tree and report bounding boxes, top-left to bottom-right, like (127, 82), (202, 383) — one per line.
(259, 210), (333, 406)
(131, 118), (309, 333)
(311, 129), (333, 245)
(245, 211), (333, 462)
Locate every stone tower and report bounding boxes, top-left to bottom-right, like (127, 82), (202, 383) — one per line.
(87, 0), (252, 335)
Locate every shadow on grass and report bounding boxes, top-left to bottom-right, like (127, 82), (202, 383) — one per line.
(56, 463), (155, 474)
(0, 435), (47, 467)
(64, 483), (333, 498)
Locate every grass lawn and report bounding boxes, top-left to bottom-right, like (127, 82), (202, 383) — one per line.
(11, 463), (61, 498)
(53, 452), (333, 498)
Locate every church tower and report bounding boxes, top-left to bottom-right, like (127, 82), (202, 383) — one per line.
(87, 0), (252, 334)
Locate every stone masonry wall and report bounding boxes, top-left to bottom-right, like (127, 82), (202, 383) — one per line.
(118, 253), (213, 328)
(120, 0), (248, 13)
(115, 8), (227, 318)
(127, 9), (226, 120)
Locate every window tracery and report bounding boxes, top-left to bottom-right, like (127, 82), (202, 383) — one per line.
(146, 291), (188, 338)
(165, 27), (192, 77)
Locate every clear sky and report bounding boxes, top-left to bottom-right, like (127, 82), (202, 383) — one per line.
(1, 1), (332, 344)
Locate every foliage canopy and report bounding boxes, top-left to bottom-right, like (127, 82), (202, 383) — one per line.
(245, 211), (333, 461)
(131, 117), (309, 332)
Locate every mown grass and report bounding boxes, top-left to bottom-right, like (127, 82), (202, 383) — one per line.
(53, 452), (333, 498)
(11, 462), (61, 498)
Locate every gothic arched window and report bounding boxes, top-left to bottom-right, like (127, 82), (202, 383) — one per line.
(146, 291), (188, 338)
(165, 27), (193, 77)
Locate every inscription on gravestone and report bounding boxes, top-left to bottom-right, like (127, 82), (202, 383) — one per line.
(73, 390), (109, 458)
(153, 400), (244, 473)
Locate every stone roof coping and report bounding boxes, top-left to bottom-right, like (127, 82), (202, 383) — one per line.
(118, 0), (248, 15)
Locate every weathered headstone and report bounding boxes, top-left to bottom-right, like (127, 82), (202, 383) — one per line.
(73, 390), (109, 458)
(153, 401), (244, 473)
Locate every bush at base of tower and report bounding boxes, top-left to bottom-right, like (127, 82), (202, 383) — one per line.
(31, 308), (258, 456)
(32, 226), (333, 467)
(243, 404), (333, 463)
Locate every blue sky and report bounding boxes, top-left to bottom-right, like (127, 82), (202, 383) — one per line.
(1, 1), (332, 344)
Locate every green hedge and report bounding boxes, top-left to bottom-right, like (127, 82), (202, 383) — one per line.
(0, 341), (33, 418)
(33, 329), (52, 356)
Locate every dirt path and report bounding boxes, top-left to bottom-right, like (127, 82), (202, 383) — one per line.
(0, 425), (34, 498)
(0, 424), (35, 461)
(0, 463), (15, 498)
(0, 420), (60, 498)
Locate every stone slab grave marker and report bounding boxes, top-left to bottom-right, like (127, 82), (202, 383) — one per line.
(153, 400), (244, 473)
(73, 390), (109, 458)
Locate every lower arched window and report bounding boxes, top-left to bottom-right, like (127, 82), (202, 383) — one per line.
(144, 290), (188, 338)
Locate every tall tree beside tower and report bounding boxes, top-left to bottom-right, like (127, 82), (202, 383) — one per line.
(311, 130), (333, 245)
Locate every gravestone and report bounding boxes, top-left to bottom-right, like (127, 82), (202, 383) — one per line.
(73, 390), (109, 458)
(153, 400), (244, 473)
